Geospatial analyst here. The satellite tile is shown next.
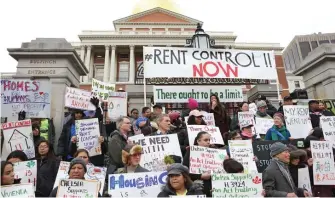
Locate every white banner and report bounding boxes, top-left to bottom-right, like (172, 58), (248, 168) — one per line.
(108, 92), (128, 121)
(298, 167), (312, 194)
(187, 125), (224, 146)
(108, 171), (167, 197)
(1, 183), (35, 198)
(185, 112), (215, 126)
(13, 160), (37, 190)
(190, 146), (226, 174)
(132, 134), (182, 172)
(255, 117), (274, 135)
(320, 116), (335, 141)
(64, 87), (96, 111)
(56, 179), (99, 197)
(228, 140), (257, 173)
(153, 86), (243, 103)
(1, 120), (35, 159)
(283, 105), (312, 138)
(238, 112), (256, 134)
(143, 47), (277, 79)
(53, 161), (106, 195)
(75, 118), (101, 157)
(1, 79), (51, 121)
(91, 78), (115, 101)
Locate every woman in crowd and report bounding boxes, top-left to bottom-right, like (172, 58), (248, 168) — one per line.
(115, 144), (149, 173)
(230, 101), (249, 131)
(73, 149), (93, 165)
(35, 140), (60, 197)
(1, 161), (20, 186)
(6, 150), (28, 163)
(265, 112), (291, 141)
(157, 163), (204, 197)
(181, 98), (199, 120)
(288, 149), (308, 188)
(183, 131), (212, 197)
(223, 158), (244, 173)
(209, 94), (231, 141)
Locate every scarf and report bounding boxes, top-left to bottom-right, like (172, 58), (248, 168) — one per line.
(271, 125), (288, 140)
(256, 111), (268, 117)
(272, 158), (296, 191)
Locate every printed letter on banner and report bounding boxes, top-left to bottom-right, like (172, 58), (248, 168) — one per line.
(56, 179), (99, 197)
(187, 125), (224, 146)
(75, 118), (101, 157)
(108, 92), (128, 121)
(143, 47), (277, 80)
(91, 78), (115, 101)
(320, 116), (335, 141)
(13, 160), (37, 190)
(65, 87), (96, 111)
(283, 105), (312, 138)
(108, 172), (167, 197)
(228, 140), (257, 173)
(190, 146), (226, 174)
(1, 183), (35, 198)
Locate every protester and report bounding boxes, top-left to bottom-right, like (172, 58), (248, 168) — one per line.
(1, 161), (20, 185)
(209, 94), (230, 141)
(319, 101), (334, 116)
(6, 150), (28, 163)
(277, 96), (293, 114)
(73, 149), (93, 165)
(134, 107), (152, 136)
(255, 100), (272, 119)
(169, 111), (185, 133)
(187, 109), (206, 125)
(265, 113), (291, 141)
(258, 95), (277, 117)
(115, 144), (149, 173)
(152, 114), (171, 135)
(129, 108), (139, 121)
(223, 158), (244, 173)
(263, 142), (310, 197)
(288, 149), (308, 188)
(157, 163), (204, 197)
(230, 101), (249, 131)
(181, 98), (198, 120)
(309, 100), (322, 128)
(240, 123), (256, 140)
(35, 140), (60, 197)
(32, 123), (45, 148)
(183, 131), (212, 197)
(153, 104), (163, 117)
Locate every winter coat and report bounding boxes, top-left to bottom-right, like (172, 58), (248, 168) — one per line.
(289, 163), (307, 188)
(57, 118), (75, 158)
(35, 157), (60, 197)
(177, 129), (189, 157)
(266, 103), (277, 118)
(265, 126), (291, 141)
(107, 130), (128, 171)
(183, 149), (211, 197)
(157, 181), (204, 197)
(209, 106), (231, 137)
(114, 165), (149, 174)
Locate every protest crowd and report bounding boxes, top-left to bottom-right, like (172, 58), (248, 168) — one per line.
(1, 85), (335, 198)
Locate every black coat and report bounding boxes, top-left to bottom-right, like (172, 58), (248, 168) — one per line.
(107, 130), (128, 171)
(35, 157), (60, 197)
(157, 182), (204, 197)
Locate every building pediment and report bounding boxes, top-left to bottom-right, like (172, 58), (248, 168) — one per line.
(113, 7), (202, 28)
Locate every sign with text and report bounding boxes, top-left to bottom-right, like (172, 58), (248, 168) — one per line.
(143, 47), (277, 80)
(228, 140), (257, 173)
(185, 112), (215, 126)
(298, 167), (312, 194)
(238, 112), (256, 134)
(132, 134), (182, 172)
(91, 78), (115, 101)
(13, 160), (37, 190)
(107, 92), (128, 121)
(187, 125), (224, 146)
(108, 171), (167, 197)
(212, 173), (263, 197)
(190, 146), (226, 174)
(75, 118), (101, 157)
(53, 161), (106, 195)
(64, 87), (96, 111)
(320, 116), (335, 141)
(128, 134), (145, 142)
(311, 141), (335, 185)
(56, 179), (99, 197)
(1, 183), (35, 198)
(255, 117), (274, 135)
(153, 86), (243, 103)
(1, 79), (51, 121)
(283, 105), (312, 138)
(2, 120), (35, 159)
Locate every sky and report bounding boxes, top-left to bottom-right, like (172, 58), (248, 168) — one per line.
(0, 0), (334, 73)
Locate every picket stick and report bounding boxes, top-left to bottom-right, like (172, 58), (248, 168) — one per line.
(144, 78), (147, 106)
(273, 50), (281, 100)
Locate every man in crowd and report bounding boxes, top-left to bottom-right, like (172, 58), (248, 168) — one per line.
(258, 95), (277, 117)
(134, 107), (152, 135)
(152, 114), (171, 135)
(277, 96), (293, 115)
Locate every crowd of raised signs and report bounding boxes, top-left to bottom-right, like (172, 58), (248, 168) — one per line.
(1, 93), (335, 198)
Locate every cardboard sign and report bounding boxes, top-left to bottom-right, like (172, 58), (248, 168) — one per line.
(2, 120), (35, 159)
(143, 47), (277, 80)
(228, 140), (257, 173)
(255, 117), (274, 135)
(185, 112), (215, 126)
(1, 183), (35, 198)
(107, 92), (128, 121)
(1, 79), (51, 121)
(75, 118), (101, 157)
(64, 87), (96, 111)
(91, 78), (115, 101)
(189, 146), (226, 174)
(132, 134), (182, 172)
(187, 125), (224, 146)
(13, 160), (37, 190)
(283, 105), (312, 138)
(320, 116), (335, 141)
(298, 167), (312, 194)
(56, 179), (99, 197)
(108, 171), (167, 197)
(238, 112), (256, 134)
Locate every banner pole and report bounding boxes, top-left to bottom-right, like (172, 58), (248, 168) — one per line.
(144, 78), (147, 107)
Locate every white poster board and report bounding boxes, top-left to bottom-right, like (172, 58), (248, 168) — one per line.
(64, 87), (96, 111)
(75, 118), (101, 157)
(228, 140), (257, 173)
(1, 183), (35, 198)
(187, 125), (224, 146)
(255, 117), (274, 135)
(189, 146), (226, 174)
(91, 78), (115, 101)
(107, 92), (128, 121)
(283, 105), (312, 138)
(2, 120), (35, 159)
(132, 134), (182, 171)
(212, 173), (263, 197)
(238, 112), (256, 134)
(108, 171), (167, 197)
(185, 112), (215, 126)
(1, 79), (51, 121)
(13, 160), (37, 190)
(153, 86), (243, 103)
(320, 116), (335, 141)
(298, 167), (312, 194)
(56, 179), (99, 197)
(128, 134), (145, 142)
(143, 47), (277, 80)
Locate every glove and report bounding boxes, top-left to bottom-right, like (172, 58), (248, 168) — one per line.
(90, 97), (100, 108)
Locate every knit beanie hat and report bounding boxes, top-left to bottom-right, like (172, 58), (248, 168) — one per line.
(273, 112), (284, 122)
(270, 142), (289, 157)
(188, 98), (198, 110)
(169, 111), (180, 122)
(68, 158), (87, 174)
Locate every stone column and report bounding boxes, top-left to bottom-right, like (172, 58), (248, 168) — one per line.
(129, 45), (135, 83)
(80, 46), (86, 82)
(109, 45), (116, 82)
(103, 45), (110, 82)
(84, 45), (92, 82)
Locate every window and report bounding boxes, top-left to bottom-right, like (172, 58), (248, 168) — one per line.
(331, 40), (335, 43)
(299, 42), (311, 59)
(319, 40), (329, 45)
(118, 61), (129, 82)
(294, 81), (300, 88)
(311, 41), (318, 49)
(270, 79), (277, 84)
